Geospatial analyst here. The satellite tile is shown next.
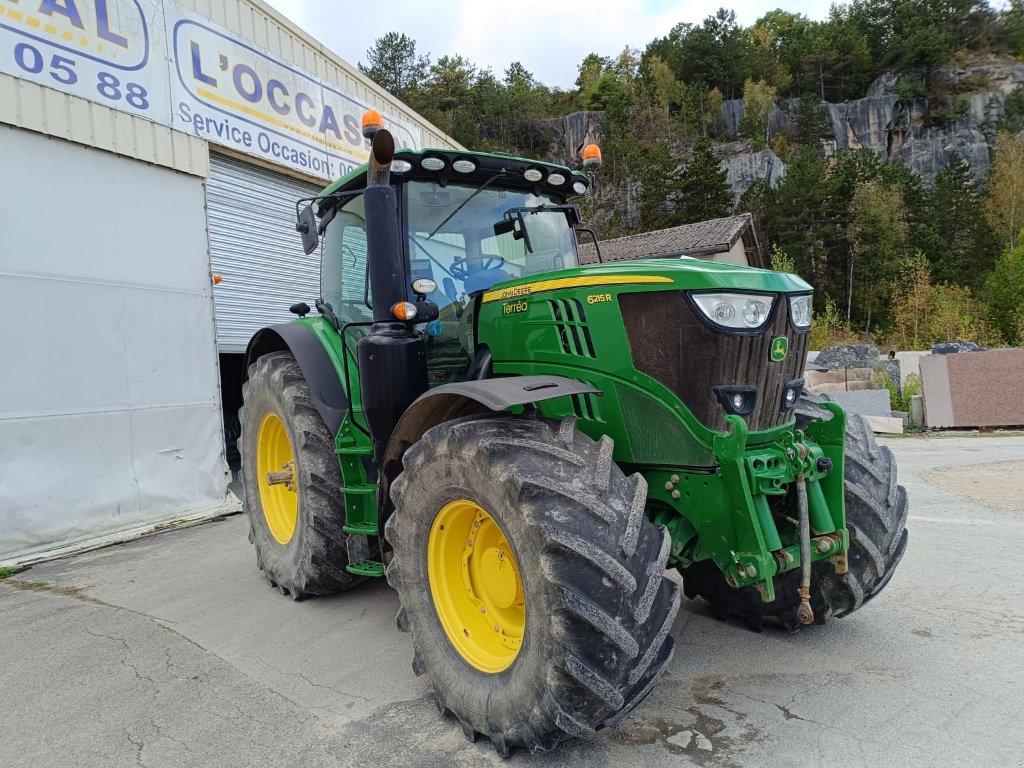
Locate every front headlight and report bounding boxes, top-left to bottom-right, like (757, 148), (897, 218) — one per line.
(789, 294), (812, 330)
(692, 292), (775, 331)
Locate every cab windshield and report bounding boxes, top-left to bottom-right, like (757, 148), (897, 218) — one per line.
(405, 181), (579, 309)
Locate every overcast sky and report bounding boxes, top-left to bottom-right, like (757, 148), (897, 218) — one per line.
(263, 1), (831, 89)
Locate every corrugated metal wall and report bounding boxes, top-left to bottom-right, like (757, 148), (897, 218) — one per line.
(207, 152), (323, 352)
(0, 74), (209, 178)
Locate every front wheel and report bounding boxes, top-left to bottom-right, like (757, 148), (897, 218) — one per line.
(385, 414), (680, 755)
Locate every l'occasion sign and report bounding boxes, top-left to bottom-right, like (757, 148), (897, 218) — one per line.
(0, 0), (423, 180)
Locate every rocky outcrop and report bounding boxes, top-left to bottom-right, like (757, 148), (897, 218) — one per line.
(532, 54), (1023, 198)
(715, 142), (787, 201)
(718, 54), (1023, 186)
(538, 111), (603, 165)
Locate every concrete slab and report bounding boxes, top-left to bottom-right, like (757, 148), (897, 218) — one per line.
(2, 435), (1024, 767)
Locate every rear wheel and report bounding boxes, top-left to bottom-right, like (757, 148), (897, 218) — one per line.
(386, 414), (680, 755)
(681, 401), (908, 629)
(239, 351), (363, 599)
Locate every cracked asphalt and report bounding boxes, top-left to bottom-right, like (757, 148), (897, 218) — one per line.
(2, 434), (1023, 767)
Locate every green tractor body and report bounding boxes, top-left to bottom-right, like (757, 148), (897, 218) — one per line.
(238, 130), (907, 754)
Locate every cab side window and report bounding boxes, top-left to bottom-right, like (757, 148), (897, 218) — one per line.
(321, 195), (371, 324)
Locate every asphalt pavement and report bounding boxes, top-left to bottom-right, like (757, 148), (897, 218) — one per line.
(2, 434), (1022, 767)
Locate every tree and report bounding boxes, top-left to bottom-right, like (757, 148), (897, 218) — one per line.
(793, 92), (832, 150)
(646, 9), (752, 98)
(847, 179), (908, 330)
(359, 32), (429, 102)
(767, 146), (833, 296)
(927, 284), (1003, 347)
(985, 131), (1024, 249)
(677, 136), (733, 223)
(887, 251), (935, 349)
(739, 79), (777, 149)
(636, 142), (684, 230)
(985, 233), (1024, 344)
(928, 152), (998, 285)
(421, 55), (478, 144)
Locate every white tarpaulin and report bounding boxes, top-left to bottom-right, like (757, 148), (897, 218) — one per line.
(0, 128), (230, 561)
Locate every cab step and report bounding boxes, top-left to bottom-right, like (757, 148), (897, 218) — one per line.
(347, 560), (385, 577)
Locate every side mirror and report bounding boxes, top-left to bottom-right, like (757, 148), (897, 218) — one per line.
(296, 205), (318, 255)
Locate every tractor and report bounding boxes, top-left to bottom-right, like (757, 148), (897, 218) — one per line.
(238, 117), (908, 756)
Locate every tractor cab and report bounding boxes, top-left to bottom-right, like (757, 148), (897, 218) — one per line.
(306, 146), (596, 383)
(311, 145), (593, 317)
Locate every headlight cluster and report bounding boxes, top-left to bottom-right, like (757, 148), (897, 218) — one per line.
(692, 292), (813, 332)
(789, 294), (812, 330)
(692, 293), (775, 331)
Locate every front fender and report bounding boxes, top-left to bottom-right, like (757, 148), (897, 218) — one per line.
(378, 375), (600, 522)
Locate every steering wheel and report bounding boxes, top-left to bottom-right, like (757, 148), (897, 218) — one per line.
(450, 256), (505, 281)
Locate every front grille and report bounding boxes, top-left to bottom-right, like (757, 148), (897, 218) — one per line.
(619, 291), (808, 432)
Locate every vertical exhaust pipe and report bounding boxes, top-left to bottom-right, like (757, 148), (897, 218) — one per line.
(357, 129), (428, 463)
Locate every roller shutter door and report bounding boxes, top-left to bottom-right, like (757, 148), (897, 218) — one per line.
(207, 153), (324, 352)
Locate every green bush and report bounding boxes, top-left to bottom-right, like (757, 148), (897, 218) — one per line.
(875, 371), (921, 412)
(895, 75), (928, 102)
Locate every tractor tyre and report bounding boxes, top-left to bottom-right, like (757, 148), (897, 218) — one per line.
(238, 351), (364, 599)
(385, 414), (680, 755)
(680, 397), (908, 630)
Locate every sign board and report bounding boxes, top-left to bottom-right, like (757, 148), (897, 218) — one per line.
(0, 0), (422, 180)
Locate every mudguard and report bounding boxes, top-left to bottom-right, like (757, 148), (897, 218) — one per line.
(379, 375), (601, 521)
(243, 323), (348, 436)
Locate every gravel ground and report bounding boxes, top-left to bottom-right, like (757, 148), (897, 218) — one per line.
(1, 433), (1022, 768)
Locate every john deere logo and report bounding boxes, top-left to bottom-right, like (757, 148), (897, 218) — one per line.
(770, 336), (789, 362)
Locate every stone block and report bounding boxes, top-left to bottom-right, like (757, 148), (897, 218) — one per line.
(814, 344), (879, 370)
(920, 348), (1024, 428)
(862, 415), (904, 434)
(828, 389), (894, 419)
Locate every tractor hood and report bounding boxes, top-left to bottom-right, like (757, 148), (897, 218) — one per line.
(480, 258), (811, 305)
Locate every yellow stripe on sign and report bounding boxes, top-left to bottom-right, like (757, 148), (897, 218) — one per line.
(196, 87), (362, 157)
(482, 274), (673, 303)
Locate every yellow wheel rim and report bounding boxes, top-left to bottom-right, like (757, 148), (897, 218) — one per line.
(427, 499), (525, 673)
(256, 412), (298, 545)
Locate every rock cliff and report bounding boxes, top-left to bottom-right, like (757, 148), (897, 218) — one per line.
(535, 55), (1024, 197)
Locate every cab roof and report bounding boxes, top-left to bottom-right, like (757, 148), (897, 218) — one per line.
(316, 146), (590, 215)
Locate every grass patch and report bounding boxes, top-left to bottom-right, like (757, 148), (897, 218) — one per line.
(16, 580), (48, 590)
(0, 566), (17, 580)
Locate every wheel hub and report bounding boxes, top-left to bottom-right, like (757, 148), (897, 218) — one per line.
(256, 412), (298, 545)
(428, 499), (524, 673)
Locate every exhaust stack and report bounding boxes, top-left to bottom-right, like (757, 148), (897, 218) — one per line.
(357, 128), (428, 462)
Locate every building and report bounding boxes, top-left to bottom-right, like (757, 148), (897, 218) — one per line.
(579, 214), (764, 268)
(0, 0), (458, 562)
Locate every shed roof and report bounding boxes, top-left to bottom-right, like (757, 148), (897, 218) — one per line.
(579, 213), (755, 265)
